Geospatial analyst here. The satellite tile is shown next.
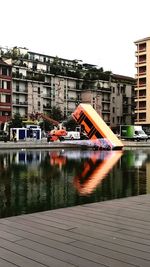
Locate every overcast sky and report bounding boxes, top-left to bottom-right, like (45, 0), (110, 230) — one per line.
(1, 0), (149, 77)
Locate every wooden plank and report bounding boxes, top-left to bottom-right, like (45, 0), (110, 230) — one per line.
(0, 246), (46, 267)
(40, 210), (150, 234)
(0, 223), (75, 246)
(71, 224), (150, 246)
(16, 239), (105, 267)
(0, 194), (150, 266)
(0, 258), (17, 267)
(0, 238), (75, 267)
(71, 240), (150, 267)
(0, 218), (150, 254)
(16, 239), (133, 267)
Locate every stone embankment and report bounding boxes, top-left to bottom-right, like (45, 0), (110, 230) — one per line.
(0, 139), (150, 150)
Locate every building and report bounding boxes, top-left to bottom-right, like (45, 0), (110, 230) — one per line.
(0, 46), (135, 130)
(80, 74), (135, 130)
(134, 37), (150, 132)
(0, 57), (12, 128)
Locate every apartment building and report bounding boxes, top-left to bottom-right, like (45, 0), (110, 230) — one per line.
(80, 74), (135, 129)
(134, 37), (150, 130)
(0, 58), (12, 126)
(0, 46), (135, 130)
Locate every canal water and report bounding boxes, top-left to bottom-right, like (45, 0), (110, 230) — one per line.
(0, 148), (149, 218)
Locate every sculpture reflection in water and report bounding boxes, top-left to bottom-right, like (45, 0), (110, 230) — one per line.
(49, 150), (122, 195)
(73, 151), (123, 195)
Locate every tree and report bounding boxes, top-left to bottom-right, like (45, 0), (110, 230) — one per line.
(39, 107), (63, 132)
(9, 113), (23, 128)
(49, 106), (63, 122)
(63, 117), (78, 131)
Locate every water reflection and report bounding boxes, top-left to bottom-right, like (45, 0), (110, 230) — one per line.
(74, 151), (122, 195)
(0, 149), (150, 218)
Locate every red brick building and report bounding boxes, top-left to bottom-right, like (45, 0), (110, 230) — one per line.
(0, 58), (12, 127)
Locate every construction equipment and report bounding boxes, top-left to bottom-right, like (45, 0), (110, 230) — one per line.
(34, 113), (67, 142)
(36, 113), (60, 126)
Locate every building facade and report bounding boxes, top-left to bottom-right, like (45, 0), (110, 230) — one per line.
(134, 37), (150, 132)
(0, 46), (135, 130)
(0, 58), (12, 127)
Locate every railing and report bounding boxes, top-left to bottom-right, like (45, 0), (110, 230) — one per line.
(0, 74), (12, 80)
(102, 109), (110, 113)
(13, 89), (28, 93)
(0, 88), (11, 93)
(0, 102), (11, 106)
(102, 98), (110, 102)
(42, 94), (51, 98)
(139, 95), (146, 98)
(12, 101), (28, 106)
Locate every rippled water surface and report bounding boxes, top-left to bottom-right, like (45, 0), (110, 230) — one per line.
(0, 148), (149, 218)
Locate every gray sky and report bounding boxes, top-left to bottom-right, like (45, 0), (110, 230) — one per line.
(1, 0), (150, 77)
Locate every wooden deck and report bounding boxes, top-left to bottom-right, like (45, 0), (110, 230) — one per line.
(0, 194), (150, 267)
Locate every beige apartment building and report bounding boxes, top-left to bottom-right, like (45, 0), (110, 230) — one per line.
(0, 46), (135, 131)
(135, 37), (150, 132)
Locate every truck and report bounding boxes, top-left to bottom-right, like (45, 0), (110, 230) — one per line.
(120, 125), (148, 141)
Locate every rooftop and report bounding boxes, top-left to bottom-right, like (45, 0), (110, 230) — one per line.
(134, 36), (150, 44)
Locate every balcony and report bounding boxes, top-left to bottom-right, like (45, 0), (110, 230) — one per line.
(67, 97), (77, 102)
(0, 74), (12, 80)
(135, 118), (146, 122)
(135, 72), (146, 78)
(138, 118), (146, 122)
(139, 106), (146, 110)
(135, 49), (146, 56)
(44, 82), (51, 87)
(136, 83), (146, 88)
(102, 98), (110, 103)
(42, 94), (51, 99)
(101, 88), (111, 93)
(0, 88), (11, 93)
(0, 104), (11, 111)
(135, 106), (146, 111)
(12, 101), (28, 106)
(0, 102), (11, 106)
(102, 109), (110, 113)
(13, 89), (28, 94)
(43, 104), (51, 110)
(136, 96), (146, 100)
(135, 61), (146, 67)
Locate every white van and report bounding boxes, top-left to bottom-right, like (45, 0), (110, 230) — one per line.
(63, 131), (80, 140)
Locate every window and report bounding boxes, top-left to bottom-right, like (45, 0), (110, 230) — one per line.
(2, 67), (8, 76)
(7, 81), (11, 89)
(6, 95), (11, 103)
(2, 80), (7, 89)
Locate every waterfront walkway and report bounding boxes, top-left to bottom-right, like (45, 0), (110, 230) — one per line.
(0, 194), (150, 266)
(1, 139), (150, 149)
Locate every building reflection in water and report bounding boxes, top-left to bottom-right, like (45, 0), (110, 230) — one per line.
(0, 149), (150, 218)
